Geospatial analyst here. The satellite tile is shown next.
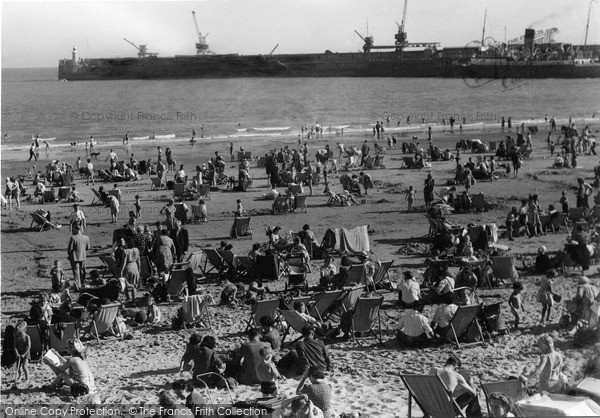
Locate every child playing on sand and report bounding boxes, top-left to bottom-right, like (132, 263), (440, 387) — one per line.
(523, 334), (568, 393)
(257, 346), (283, 396)
(50, 260), (65, 293)
(508, 282), (525, 330)
(134, 195), (141, 219)
(560, 191), (569, 214)
(14, 321), (31, 383)
(537, 270), (557, 324)
(61, 282), (73, 304)
(235, 199), (244, 217)
(180, 334), (202, 375)
(405, 186), (416, 211)
(198, 199), (208, 223)
(145, 294), (162, 324)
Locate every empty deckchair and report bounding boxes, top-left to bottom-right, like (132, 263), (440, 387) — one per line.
(344, 264), (366, 286)
(203, 249), (229, 277)
(30, 212), (53, 232)
(184, 251), (206, 276)
(82, 303), (122, 343)
(373, 260), (394, 288)
(294, 195), (308, 212)
(230, 217), (252, 238)
(351, 295), (384, 345)
(167, 267), (189, 301)
(440, 305), (485, 349)
(48, 323), (79, 355)
(309, 290), (344, 322)
(173, 182), (185, 201)
(58, 186), (71, 202)
(150, 177), (164, 190)
(198, 185), (211, 201)
(99, 255), (120, 279)
(481, 379), (527, 415)
(245, 298), (281, 331)
(26, 325), (46, 363)
(490, 256), (516, 285)
(272, 196), (290, 214)
(400, 374), (466, 418)
(471, 193), (488, 212)
(61, 173), (73, 187)
(255, 255), (282, 282)
(575, 377), (600, 404)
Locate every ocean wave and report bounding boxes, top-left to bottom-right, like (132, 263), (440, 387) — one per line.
(251, 127), (290, 131)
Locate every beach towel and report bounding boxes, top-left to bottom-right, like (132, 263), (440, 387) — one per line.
(334, 225), (370, 254)
(515, 393), (600, 416)
(182, 294), (206, 322)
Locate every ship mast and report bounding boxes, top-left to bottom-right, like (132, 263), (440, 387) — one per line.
(481, 8), (487, 46)
(584, 0), (593, 47)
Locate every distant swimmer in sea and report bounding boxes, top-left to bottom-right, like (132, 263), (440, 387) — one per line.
(2, 134), (8, 142)
(44, 141), (51, 152)
(151, 131), (156, 140)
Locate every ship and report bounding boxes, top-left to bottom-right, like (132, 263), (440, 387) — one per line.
(58, 4), (600, 81)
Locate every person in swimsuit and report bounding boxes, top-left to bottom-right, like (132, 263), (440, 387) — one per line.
(524, 334), (568, 393)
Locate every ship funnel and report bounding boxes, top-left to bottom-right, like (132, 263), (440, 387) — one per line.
(524, 28), (535, 55)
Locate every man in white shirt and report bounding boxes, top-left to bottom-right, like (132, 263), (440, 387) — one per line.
(69, 204), (86, 232)
(175, 164), (186, 183)
(396, 305), (433, 347)
(397, 271), (421, 309)
(105, 149), (118, 164)
(86, 159), (95, 186)
(432, 303), (459, 335)
(435, 274), (456, 304)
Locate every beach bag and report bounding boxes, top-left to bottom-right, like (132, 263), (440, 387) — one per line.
(553, 293), (562, 303)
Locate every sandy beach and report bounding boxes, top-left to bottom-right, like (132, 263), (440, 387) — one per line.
(2, 120), (600, 417)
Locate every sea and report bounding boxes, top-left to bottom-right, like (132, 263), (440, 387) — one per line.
(1, 67), (600, 154)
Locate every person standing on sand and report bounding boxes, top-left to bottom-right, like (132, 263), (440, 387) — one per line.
(423, 174), (435, 209)
(67, 225), (90, 290)
(576, 177), (593, 209)
(28, 143), (37, 161)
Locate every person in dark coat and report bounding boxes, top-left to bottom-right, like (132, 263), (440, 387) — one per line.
(169, 220), (189, 263)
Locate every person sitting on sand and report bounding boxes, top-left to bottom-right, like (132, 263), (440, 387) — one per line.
(396, 304), (434, 347)
(48, 339), (97, 395)
(296, 366), (333, 418)
(430, 355), (482, 416)
(179, 333), (202, 375)
(573, 276), (599, 323)
(397, 271), (421, 309)
(220, 279), (240, 305)
(191, 336), (226, 389)
(522, 334), (568, 393)
(233, 328), (270, 386)
(431, 303), (458, 336)
(260, 316), (282, 352)
(433, 274), (456, 304)
(172, 379), (208, 413)
(145, 294), (161, 324)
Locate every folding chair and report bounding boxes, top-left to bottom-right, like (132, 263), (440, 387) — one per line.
(150, 177), (164, 190)
(191, 205), (203, 222)
(401, 157), (418, 169)
(440, 305), (486, 349)
(490, 256), (516, 286)
(30, 212), (53, 232)
(548, 212), (567, 233)
(217, 250), (240, 275)
(48, 323), (80, 355)
(481, 379), (527, 415)
(107, 189), (121, 202)
(272, 196), (290, 214)
(173, 183), (185, 201)
(454, 194), (470, 213)
(58, 186), (70, 202)
(82, 303), (122, 343)
(61, 173), (73, 187)
(230, 217), (253, 238)
(344, 264), (366, 286)
(425, 214), (441, 237)
(255, 255), (282, 282)
(99, 255), (120, 279)
(181, 294), (212, 330)
(286, 295), (313, 311)
(166, 266), (189, 301)
(351, 295), (384, 346)
(197, 185), (211, 201)
(471, 193), (487, 212)
(400, 374), (466, 418)
(340, 285), (365, 313)
(284, 256), (308, 289)
(90, 188), (106, 206)
(185, 251), (206, 276)
(278, 309), (315, 344)
(373, 260), (394, 289)
(26, 325), (46, 363)
(245, 298), (281, 331)
(568, 207), (587, 222)
(237, 256), (256, 278)
(309, 290), (344, 322)
(203, 249), (229, 277)
(42, 189), (57, 203)
(294, 195), (308, 212)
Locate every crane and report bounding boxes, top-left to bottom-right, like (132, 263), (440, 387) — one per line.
(395, 0), (408, 47)
(123, 38), (157, 58)
(192, 10), (211, 55)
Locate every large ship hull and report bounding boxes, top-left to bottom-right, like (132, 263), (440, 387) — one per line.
(458, 59), (600, 79)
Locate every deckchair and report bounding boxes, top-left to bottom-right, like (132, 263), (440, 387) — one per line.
(481, 379), (527, 415)
(288, 184), (303, 195)
(548, 212), (568, 233)
(230, 217), (252, 238)
(217, 250), (242, 276)
(203, 249), (229, 277)
(294, 195), (308, 212)
(284, 256), (308, 288)
(237, 256), (255, 278)
(471, 193), (488, 212)
(61, 173), (73, 187)
(30, 212), (53, 232)
(58, 186), (70, 202)
(273, 196), (290, 214)
(440, 305), (486, 349)
(198, 185), (211, 201)
(490, 256), (516, 286)
(335, 285), (365, 317)
(90, 188), (106, 206)
(185, 251), (206, 276)
(107, 189), (121, 202)
(26, 325), (46, 363)
(344, 264), (366, 286)
(150, 177), (164, 190)
(191, 205), (203, 222)
(400, 374), (466, 418)
(181, 294), (212, 330)
(568, 207), (587, 222)
(462, 260), (490, 288)
(350, 295), (384, 346)
(245, 298), (281, 331)
(278, 309), (315, 344)
(255, 255), (282, 282)
(286, 295), (313, 311)
(166, 267), (189, 301)
(173, 182), (185, 201)
(82, 303), (122, 343)
(309, 290), (344, 322)
(425, 214), (441, 236)
(373, 260), (394, 288)
(454, 194), (471, 213)
(401, 157), (419, 169)
(42, 189), (57, 203)
(48, 323), (80, 355)
(99, 255), (120, 279)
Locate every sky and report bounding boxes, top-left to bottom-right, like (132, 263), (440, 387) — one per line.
(1, 0), (599, 68)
